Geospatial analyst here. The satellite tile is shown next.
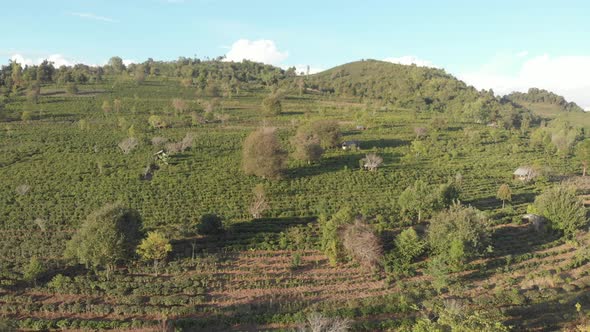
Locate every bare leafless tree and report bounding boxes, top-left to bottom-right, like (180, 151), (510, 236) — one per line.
(113, 98), (122, 112)
(164, 133), (195, 154)
(362, 153), (383, 171)
(171, 98), (188, 113)
(249, 184), (269, 219)
(216, 113), (230, 125)
(16, 184), (31, 195)
(151, 136), (169, 146)
(180, 133), (195, 150)
(165, 142), (182, 154)
(34, 218), (47, 232)
(414, 127), (428, 139)
(341, 219), (383, 270)
(118, 137), (139, 154)
(300, 312), (351, 332)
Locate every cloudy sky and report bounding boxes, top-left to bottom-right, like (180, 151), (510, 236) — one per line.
(3, 0), (590, 108)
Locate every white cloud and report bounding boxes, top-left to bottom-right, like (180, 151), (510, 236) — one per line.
(10, 54), (34, 66)
(224, 39), (288, 66)
(10, 53), (74, 67)
(69, 12), (115, 23)
(383, 55), (436, 68)
(459, 54), (590, 110)
(123, 59), (136, 66)
(46, 54), (74, 67)
(516, 50), (529, 57)
(291, 64), (323, 75)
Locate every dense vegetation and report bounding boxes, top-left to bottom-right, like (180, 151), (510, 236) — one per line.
(1, 57), (590, 331)
(506, 88), (585, 113)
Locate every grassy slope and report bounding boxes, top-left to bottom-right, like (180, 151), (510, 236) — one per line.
(521, 101), (590, 131)
(0, 76), (589, 330)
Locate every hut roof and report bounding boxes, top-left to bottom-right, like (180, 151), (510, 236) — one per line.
(514, 166), (534, 176)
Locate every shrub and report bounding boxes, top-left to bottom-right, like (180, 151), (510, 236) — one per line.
(531, 185), (587, 237)
(136, 231), (172, 275)
(427, 203), (490, 266)
(66, 83), (78, 96)
(319, 207), (354, 266)
(148, 115), (167, 129)
(47, 274), (71, 292)
(21, 110), (33, 121)
(390, 228), (424, 276)
(23, 256), (45, 286)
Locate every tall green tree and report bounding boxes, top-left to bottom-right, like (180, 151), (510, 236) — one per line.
(291, 126), (324, 163)
(136, 231), (172, 275)
(496, 184), (512, 208)
(427, 203), (490, 267)
(319, 207), (354, 266)
(390, 228), (424, 276)
(242, 127), (287, 179)
(36, 60), (55, 83)
(398, 180), (432, 222)
(65, 203), (142, 278)
(310, 120), (341, 149)
(108, 56), (125, 74)
(575, 139), (590, 176)
(262, 93), (282, 116)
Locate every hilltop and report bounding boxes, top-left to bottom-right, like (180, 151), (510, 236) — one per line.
(309, 60), (480, 108)
(504, 87), (585, 117)
(297, 59), (535, 128)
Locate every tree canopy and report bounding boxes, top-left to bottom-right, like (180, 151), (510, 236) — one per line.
(242, 127), (287, 179)
(531, 186), (587, 237)
(65, 203), (142, 276)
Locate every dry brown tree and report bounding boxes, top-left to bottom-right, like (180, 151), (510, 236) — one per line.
(300, 312), (351, 332)
(341, 219), (383, 270)
(242, 127), (287, 179)
(361, 153), (383, 171)
(291, 127), (324, 163)
(151, 136), (169, 146)
(113, 98), (122, 112)
(414, 126), (428, 139)
(118, 137), (138, 154)
(16, 184), (31, 195)
(165, 133), (195, 154)
(171, 98), (188, 113)
(249, 184), (269, 219)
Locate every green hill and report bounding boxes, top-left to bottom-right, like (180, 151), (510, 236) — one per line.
(301, 59), (531, 128)
(504, 88), (584, 117)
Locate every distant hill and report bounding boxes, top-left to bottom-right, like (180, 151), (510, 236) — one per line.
(504, 88), (584, 117)
(305, 60), (500, 112)
(298, 60), (534, 128)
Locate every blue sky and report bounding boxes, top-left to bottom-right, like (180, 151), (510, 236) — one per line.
(3, 0), (590, 107)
